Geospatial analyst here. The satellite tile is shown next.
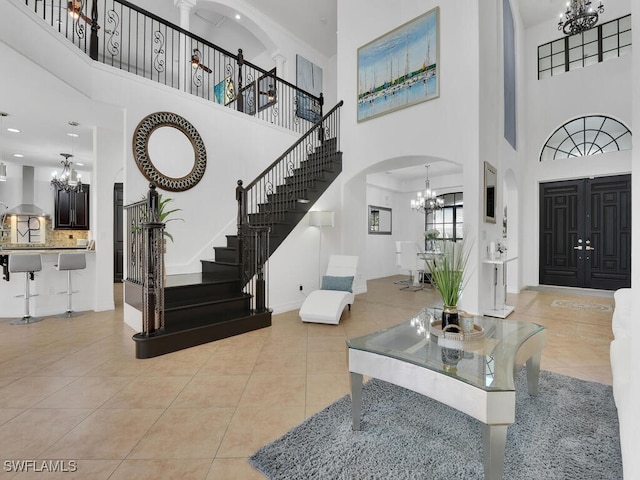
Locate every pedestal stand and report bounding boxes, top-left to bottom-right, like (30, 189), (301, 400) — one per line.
(483, 256), (517, 318)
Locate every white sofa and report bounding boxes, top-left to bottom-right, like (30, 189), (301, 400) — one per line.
(610, 288), (634, 478)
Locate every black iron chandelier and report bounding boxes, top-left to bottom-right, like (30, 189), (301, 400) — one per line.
(558, 0), (604, 36)
(51, 122), (83, 192)
(51, 153), (82, 192)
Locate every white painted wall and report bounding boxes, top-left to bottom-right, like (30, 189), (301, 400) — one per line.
(521, 3), (632, 289)
(363, 170), (465, 282)
(3, 0), (637, 321)
(629, 5), (640, 478)
(365, 182), (398, 280)
(337, 0), (483, 312)
(0, 0), (340, 316)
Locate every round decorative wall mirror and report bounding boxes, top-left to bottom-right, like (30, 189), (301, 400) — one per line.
(132, 111), (207, 191)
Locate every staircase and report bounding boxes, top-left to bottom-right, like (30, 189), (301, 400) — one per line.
(17, 0), (344, 358)
(131, 102), (343, 358)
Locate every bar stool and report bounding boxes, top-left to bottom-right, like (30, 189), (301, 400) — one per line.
(9, 253), (44, 325)
(56, 252), (86, 318)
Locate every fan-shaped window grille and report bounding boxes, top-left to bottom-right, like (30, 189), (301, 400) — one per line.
(540, 115), (631, 162)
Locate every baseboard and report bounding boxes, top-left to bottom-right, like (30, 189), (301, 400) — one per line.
(524, 285), (614, 298)
(271, 299), (305, 315)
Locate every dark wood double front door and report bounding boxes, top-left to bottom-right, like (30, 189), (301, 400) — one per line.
(539, 175), (631, 290)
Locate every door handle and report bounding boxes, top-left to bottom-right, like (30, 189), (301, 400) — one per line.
(585, 246), (594, 251)
(573, 245), (583, 250)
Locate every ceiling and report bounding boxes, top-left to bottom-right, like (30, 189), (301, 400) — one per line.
(235, 0), (562, 60)
(0, 113), (93, 176)
(0, 0), (562, 181)
(241, 0), (338, 58)
(368, 161), (463, 187)
(517, 0), (565, 29)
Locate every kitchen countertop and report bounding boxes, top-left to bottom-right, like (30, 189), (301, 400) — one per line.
(0, 247), (93, 254)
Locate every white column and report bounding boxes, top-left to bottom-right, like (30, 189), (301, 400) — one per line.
(174, 0), (195, 92)
(272, 53), (286, 78)
(174, 0), (195, 29)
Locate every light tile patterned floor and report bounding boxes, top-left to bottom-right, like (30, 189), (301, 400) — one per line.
(0, 277), (614, 479)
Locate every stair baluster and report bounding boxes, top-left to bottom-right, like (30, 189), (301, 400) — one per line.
(141, 184), (165, 336)
(236, 101), (343, 312)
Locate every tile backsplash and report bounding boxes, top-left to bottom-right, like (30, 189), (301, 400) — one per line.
(0, 216), (89, 247)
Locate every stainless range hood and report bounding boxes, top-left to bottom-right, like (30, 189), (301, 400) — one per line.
(6, 166), (49, 217)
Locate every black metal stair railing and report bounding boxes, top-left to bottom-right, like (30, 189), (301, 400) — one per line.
(123, 184), (165, 336)
(123, 198), (145, 285)
(236, 101), (343, 310)
(21, 0), (324, 135)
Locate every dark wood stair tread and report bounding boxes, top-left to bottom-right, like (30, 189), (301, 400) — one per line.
(166, 292), (250, 310)
(164, 272), (239, 288)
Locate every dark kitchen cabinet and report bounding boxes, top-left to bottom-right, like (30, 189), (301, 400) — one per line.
(54, 185), (90, 230)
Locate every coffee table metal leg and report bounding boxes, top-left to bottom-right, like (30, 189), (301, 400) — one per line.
(350, 372), (363, 430)
(526, 351), (542, 395)
(482, 423), (508, 480)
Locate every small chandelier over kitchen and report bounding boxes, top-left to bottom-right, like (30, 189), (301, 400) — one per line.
(51, 154), (82, 192)
(410, 165), (443, 214)
(51, 122), (82, 192)
(558, 0), (604, 36)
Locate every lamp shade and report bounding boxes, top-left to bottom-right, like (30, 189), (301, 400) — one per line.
(309, 211), (334, 227)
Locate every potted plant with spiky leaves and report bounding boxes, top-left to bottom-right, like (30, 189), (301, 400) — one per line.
(156, 193), (183, 242)
(424, 237), (472, 332)
(139, 190), (183, 242)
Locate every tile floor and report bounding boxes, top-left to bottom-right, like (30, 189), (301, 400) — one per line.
(0, 277), (614, 479)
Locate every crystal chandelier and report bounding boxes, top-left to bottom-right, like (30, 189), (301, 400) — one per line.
(558, 0), (604, 36)
(51, 122), (82, 192)
(410, 165), (443, 214)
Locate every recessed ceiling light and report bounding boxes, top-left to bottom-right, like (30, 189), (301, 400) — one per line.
(12, 153), (24, 158)
(6, 128), (20, 133)
(67, 132), (79, 137)
(75, 162), (85, 166)
(235, 13), (241, 20)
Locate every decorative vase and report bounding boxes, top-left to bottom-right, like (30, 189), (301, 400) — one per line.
(442, 305), (460, 333)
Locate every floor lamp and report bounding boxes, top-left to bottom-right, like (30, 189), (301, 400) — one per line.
(309, 211), (335, 287)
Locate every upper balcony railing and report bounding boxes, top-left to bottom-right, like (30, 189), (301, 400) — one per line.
(22, 0), (324, 135)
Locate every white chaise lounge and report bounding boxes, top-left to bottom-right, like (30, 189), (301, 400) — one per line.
(299, 255), (359, 325)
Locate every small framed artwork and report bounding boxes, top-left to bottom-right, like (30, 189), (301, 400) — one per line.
(240, 82), (256, 116)
(296, 54), (323, 123)
(257, 70), (277, 112)
(214, 76), (235, 105)
(484, 161), (497, 224)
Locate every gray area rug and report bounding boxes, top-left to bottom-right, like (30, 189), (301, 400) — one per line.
(249, 369), (622, 479)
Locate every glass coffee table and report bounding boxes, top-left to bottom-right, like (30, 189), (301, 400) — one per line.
(347, 308), (546, 480)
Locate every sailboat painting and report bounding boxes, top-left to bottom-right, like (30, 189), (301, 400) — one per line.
(357, 7), (439, 122)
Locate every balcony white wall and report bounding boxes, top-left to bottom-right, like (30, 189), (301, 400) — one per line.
(0, 0), (339, 315)
(521, 2), (632, 288)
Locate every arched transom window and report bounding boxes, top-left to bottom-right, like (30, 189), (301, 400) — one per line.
(540, 115), (631, 162)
